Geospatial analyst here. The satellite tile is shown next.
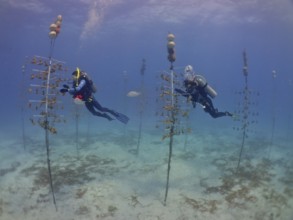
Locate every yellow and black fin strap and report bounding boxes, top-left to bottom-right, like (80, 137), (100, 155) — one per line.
(76, 67), (80, 87)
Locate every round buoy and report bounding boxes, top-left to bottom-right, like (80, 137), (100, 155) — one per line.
(49, 23), (57, 31)
(55, 20), (61, 27)
(167, 33), (175, 41)
(167, 41), (175, 49)
(49, 31), (57, 39)
(57, 15), (62, 21)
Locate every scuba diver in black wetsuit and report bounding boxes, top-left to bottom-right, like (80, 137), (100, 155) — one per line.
(60, 68), (129, 124)
(175, 65), (234, 119)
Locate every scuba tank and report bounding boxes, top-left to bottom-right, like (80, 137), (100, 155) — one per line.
(194, 75), (217, 98)
(81, 71), (97, 93)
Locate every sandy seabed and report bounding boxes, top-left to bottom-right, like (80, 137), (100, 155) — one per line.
(0, 122), (292, 220)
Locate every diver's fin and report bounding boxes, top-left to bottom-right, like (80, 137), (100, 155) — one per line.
(231, 114), (240, 121)
(225, 111), (233, 117)
(114, 112), (129, 124)
(226, 111), (240, 120)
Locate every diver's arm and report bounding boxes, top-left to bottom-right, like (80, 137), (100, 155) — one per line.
(175, 87), (197, 107)
(69, 79), (86, 94)
(188, 86), (200, 108)
(75, 79), (86, 91)
(175, 88), (190, 97)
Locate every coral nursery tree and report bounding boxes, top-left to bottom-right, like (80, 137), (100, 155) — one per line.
(24, 15), (67, 211)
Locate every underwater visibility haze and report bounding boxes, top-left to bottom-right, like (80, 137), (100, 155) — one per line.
(0, 0), (293, 219)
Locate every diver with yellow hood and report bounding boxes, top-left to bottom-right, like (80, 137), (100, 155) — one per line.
(60, 68), (129, 124)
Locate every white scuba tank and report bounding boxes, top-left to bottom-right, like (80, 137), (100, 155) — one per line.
(194, 75), (218, 98)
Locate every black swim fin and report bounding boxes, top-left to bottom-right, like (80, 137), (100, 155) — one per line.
(113, 112), (129, 124)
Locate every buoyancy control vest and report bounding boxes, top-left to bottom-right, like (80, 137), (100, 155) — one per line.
(73, 72), (97, 101)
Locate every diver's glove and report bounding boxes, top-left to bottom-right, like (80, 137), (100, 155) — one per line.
(60, 84), (70, 94)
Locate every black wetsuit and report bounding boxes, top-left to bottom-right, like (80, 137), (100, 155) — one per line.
(176, 80), (232, 118)
(71, 75), (123, 122)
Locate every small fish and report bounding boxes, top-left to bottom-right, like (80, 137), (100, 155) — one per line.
(127, 91), (141, 97)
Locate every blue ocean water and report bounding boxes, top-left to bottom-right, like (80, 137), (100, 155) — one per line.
(0, 1), (292, 219)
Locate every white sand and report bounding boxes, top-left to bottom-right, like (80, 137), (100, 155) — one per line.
(0, 121), (292, 220)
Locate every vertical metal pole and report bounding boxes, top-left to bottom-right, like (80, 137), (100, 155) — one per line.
(164, 63), (175, 205)
(236, 50), (249, 172)
(45, 46), (57, 211)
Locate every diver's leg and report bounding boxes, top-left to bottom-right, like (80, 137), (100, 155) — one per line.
(204, 106), (228, 118)
(85, 101), (113, 121)
(203, 98), (230, 118)
(92, 97), (129, 124)
(202, 98), (217, 118)
(91, 98), (115, 114)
